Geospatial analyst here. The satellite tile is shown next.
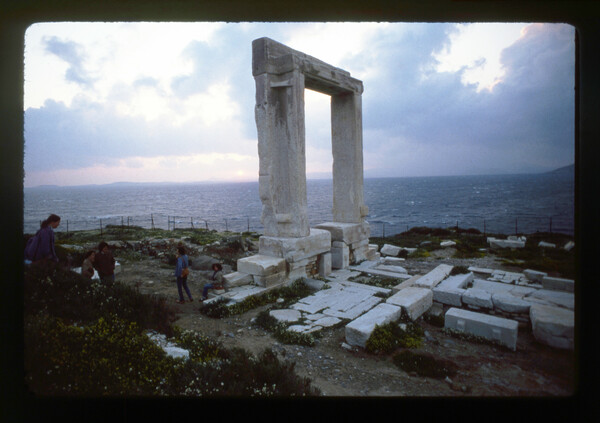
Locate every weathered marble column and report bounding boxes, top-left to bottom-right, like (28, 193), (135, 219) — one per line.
(332, 91), (368, 223)
(255, 65), (309, 237)
(252, 37), (368, 238)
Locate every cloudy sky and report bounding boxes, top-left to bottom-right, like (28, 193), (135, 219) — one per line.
(23, 22), (575, 187)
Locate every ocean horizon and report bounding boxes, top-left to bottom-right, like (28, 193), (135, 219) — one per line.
(24, 171), (575, 237)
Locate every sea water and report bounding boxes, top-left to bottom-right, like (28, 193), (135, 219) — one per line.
(23, 172), (574, 237)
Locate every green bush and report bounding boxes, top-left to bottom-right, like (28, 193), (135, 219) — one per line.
(24, 314), (321, 396)
(23, 234), (323, 397)
(24, 313), (178, 396)
(392, 350), (457, 379)
(24, 261), (177, 335)
(365, 321), (424, 354)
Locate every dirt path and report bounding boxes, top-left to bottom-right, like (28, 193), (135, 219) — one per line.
(116, 254), (575, 397)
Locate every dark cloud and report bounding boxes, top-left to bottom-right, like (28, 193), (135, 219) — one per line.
(25, 23), (574, 180)
(357, 23), (574, 174)
(43, 36), (95, 87)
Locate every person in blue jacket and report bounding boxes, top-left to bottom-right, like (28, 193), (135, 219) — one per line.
(24, 214), (61, 264)
(175, 245), (193, 304)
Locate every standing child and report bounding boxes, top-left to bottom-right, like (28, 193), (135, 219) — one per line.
(175, 246), (193, 304)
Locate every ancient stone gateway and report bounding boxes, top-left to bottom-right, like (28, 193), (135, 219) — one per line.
(234, 38), (373, 288)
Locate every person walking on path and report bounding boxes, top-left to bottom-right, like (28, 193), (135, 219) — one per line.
(94, 241), (115, 285)
(175, 246), (193, 304)
(24, 214), (61, 264)
(199, 263), (224, 302)
(81, 250), (96, 279)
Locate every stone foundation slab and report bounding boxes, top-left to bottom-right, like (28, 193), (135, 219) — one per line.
(315, 221), (370, 245)
(445, 307), (519, 351)
(258, 229), (332, 263)
(237, 254), (286, 276)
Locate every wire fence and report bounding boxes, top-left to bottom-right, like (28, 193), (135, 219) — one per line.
(25, 214), (262, 236)
(27, 212), (573, 238)
(368, 215), (571, 238)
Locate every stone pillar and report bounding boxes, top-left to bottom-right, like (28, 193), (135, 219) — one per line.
(255, 67), (310, 238)
(249, 37), (370, 281)
(331, 91), (368, 223)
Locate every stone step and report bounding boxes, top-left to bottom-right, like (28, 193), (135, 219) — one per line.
(236, 254), (286, 276)
(223, 271), (254, 287)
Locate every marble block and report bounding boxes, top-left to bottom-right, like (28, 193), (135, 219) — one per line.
(445, 307), (519, 351)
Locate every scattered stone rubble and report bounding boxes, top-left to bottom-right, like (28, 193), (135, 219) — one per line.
(205, 246), (574, 353)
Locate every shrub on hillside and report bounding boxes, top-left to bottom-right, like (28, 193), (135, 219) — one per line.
(24, 313), (178, 396)
(365, 321), (424, 354)
(24, 262), (177, 335)
(24, 314), (321, 396)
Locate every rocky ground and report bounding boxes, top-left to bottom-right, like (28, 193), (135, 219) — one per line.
(114, 247), (576, 397)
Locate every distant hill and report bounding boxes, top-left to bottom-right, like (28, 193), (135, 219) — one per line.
(547, 163), (574, 175)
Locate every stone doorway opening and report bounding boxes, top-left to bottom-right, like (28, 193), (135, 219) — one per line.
(234, 37), (376, 288)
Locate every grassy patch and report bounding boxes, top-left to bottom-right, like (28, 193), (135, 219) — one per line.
(493, 232), (575, 278)
(254, 311), (317, 346)
(24, 261), (177, 335)
(23, 262), (321, 396)
(452, 237), (488, 259)
(24, 313), (320, 396)
(408, 249), (431, 258)
(348, 274), (398, 290)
